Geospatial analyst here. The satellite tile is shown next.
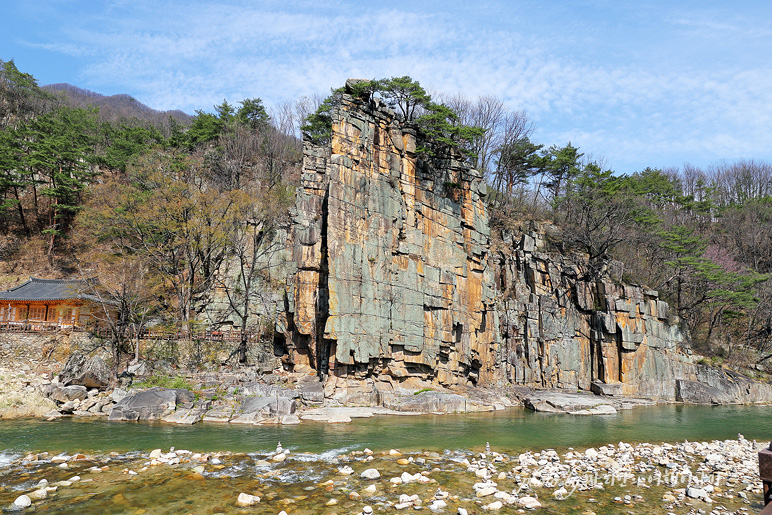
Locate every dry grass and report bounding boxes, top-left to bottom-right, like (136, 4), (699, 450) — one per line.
(0, 371), (57, 419)
(0, 391), (56, 419)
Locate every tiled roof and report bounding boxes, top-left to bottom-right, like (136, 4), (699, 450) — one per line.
(0, 277), (101, 302)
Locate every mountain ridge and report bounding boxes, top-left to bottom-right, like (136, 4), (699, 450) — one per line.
(42, 82), (192, 128)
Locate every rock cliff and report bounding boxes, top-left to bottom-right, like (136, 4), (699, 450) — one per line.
(279, 82), (772, 404)
(496, 221), (692, 399)
(280, 86), (499, 395)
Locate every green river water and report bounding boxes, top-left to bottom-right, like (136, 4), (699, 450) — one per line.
(1, 405), (771, 514)
(2, 404), (771, 456)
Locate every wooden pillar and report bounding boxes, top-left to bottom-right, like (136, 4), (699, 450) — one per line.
(760, 445), (772, 506)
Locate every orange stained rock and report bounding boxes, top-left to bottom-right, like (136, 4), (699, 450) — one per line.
(294, 270), (321, 335)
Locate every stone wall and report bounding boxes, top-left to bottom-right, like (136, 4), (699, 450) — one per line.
(280, 86), (498, 390)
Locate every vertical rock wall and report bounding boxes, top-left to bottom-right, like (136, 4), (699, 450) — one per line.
(278, 83), (771, 403)
(496, 221), (696, 399)
(282, 90), (499, 389)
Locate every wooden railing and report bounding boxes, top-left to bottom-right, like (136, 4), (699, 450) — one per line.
(0, 320), (85, 332)
(136, 328), (261, 343)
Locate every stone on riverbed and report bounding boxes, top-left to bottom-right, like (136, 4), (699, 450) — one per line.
(14, 494), (32, 508)
(517, 496), (542, 509)
(236, 492), (260, 506)
(686, 486), (711, 502)
(429, 499), (447, 511)
(476, 485), (497, 497)
(361, 468), (380, 479)
(28, 488), (47, 500)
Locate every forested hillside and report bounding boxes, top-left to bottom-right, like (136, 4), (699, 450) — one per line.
(42, 83), (192, 136)
(1, 60), (770, 370)
(0, 59), (301, 362)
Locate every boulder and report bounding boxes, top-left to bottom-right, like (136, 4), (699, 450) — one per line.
(108, 387), (195, 421)
(203, 405), (233, 422)
(524, 391), (653, 414)
(685, 366), (772, 404)
(238, 396), (296, 418)
(676, 380), (735, 404)
(240, 381), (299, 399)
(296, 375), (325, 403)
(382, 391), (468, 413)
(49, 385), (88, 403)
(569, 404), (617, 415)
(111, 388), (128, 403)
(127, 360), (150, 376)
(162, 408), (204, 425)
(590, 380), (623, 396)
(59, 353), (110, 389)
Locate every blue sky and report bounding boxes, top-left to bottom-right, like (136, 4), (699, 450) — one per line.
(2, 0), (771, 173)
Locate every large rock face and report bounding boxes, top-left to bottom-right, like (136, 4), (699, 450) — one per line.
(279, 82), (772, 404)
(496, 222), (686, 396)
(495, 221), (772, 401)
(280, 89), (498, 389)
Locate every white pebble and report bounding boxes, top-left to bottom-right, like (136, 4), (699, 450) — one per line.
(14, 495), (32, 508)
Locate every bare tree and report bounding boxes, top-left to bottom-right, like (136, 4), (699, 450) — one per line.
(490, 110), (536, 197)
(77, 254), (159, 382)
(214, 200), (287, 364)
(435, 93), (506, 176)
(294, 95), (324, 138)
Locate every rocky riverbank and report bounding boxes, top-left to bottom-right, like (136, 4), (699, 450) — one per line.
(4, 354), (674, 425)
(1, 436), (766, 514)
(1, 333), (769, 425)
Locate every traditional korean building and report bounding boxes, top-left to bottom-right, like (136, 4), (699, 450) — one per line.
(0, 277), (106, 330)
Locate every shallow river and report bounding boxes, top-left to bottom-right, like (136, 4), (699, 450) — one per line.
(1, 405), (771, 514)
(2, 404), (772, 455)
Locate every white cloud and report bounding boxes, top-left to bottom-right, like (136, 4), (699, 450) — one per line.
(13, 0), (772, 170)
